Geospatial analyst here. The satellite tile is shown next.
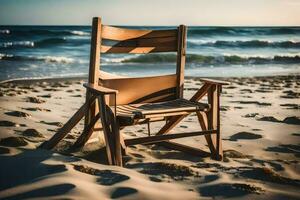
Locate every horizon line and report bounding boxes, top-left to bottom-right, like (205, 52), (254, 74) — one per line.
(1, 24), (300, 27)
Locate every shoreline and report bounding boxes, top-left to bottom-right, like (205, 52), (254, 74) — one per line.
(1, 73), (299, 85)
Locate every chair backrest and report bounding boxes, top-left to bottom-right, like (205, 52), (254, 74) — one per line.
(87, 17), (187, 105)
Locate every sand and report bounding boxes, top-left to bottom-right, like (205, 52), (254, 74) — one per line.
(0, 75), (299, 199)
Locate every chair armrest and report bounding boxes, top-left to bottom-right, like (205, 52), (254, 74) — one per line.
(83, 83), (118, 95)
(198, 78), (229, 85)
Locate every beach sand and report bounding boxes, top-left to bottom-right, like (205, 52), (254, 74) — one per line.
(0, 75), (299, 199)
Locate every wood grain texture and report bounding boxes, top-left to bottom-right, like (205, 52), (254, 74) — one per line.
(102, 25), (177, 40)
(176, 25), (187, 98)
(101, 45), (176, 53)
(85, 17), (102, 130)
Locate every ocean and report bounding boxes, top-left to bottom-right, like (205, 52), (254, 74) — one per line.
(0, 26), (300, 81)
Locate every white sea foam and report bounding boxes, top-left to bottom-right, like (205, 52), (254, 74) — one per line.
(0, 29), (10, 34)
(70, 31), (90, 36)
(1, 41), (35, 48)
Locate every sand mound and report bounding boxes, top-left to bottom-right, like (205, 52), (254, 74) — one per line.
(0, 137), (28, 147)
(5, 111), (31, 118)
(229, 132), (262, 141)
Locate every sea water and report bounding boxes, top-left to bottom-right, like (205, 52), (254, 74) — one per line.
(0, 26), (299, 80)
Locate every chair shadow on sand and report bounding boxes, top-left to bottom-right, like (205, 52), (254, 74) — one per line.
(0, 148), (75, 199)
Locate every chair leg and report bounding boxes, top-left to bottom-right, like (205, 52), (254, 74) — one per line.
(98, 96), (114, 165)
(111, 119), (123, 167)
(207, 85), (223, 160)
(71, 112), (100, 149)
(39, 96), (96, 150)
(196, 111), (217, 156)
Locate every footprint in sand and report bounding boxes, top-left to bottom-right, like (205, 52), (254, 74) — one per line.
(258, 116), (300, 125)
(198, 183), (263, 197)
(235, 167), (300, 186)
(280, 103), (300, 110)
(223, 149), (253, 159)
(127, 162), (197, 180)
(228, 132), (262, 141)
(0, 147), (10, 154)
(43, 88), (62, 92)
(25, 97), (46, 103)
(73, 164), (130, 186)
(110, 187), (138, 199)
(257, 116), (281, 123)
(70, 94), (82, 97)
(149, 176), (162, 182)
(265, 144), (300, 158)
(232, 100), (271, 106)
(5, 111), (31, 118)
(40, 121), (63, 127)
(0, 120), (17, 127)
(38, 94), (52, 98)
(243, 113), (259, 118)
(0, 136), (28, 147)
(22, 129), (44, 138)
(282, 116), (300, 125)
(22, 107), (51, 112)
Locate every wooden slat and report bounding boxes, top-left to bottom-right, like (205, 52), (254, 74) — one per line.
(102, 25), (177, 41)
(101, 45), (177, 54)
(115, 99), (209, 119)
(100, 74), (177, 105)
(190, 83), (211, 102)
(85, 17), (102, 130)
(125, 130), (216, 146)
(84, 83), (118, 95)
(176, 25), (187, 98)
(207, 85), (223, 160)
(103, 36), (177, 48)
(143, 111), (191, 119)
(198, 78), (230, 85)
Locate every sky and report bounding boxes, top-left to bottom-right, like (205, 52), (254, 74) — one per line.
(0, 0), (300, 26)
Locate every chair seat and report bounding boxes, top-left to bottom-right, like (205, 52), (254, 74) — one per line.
(114, 98), (210, 126)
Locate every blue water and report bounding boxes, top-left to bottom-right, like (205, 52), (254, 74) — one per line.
(0, 26), (300, 81)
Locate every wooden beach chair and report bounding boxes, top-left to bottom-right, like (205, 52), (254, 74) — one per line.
(40, 17), (229, 166)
